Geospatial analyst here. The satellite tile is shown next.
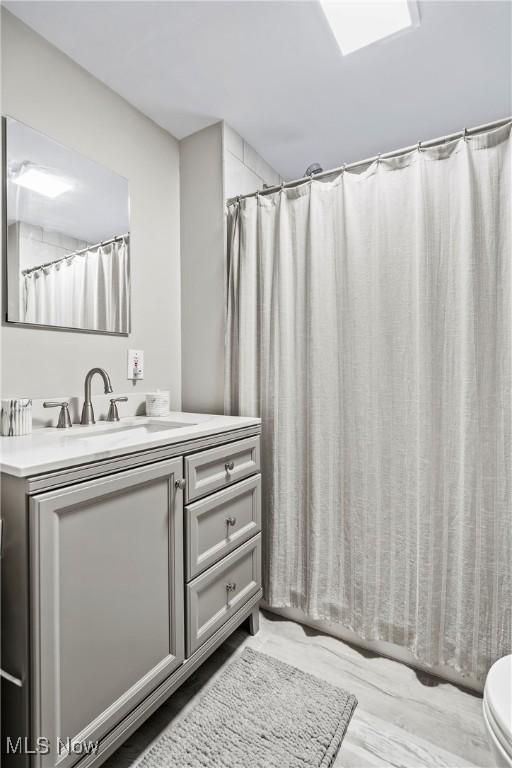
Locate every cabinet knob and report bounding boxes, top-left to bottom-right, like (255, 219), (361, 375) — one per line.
(226, 582), (237, 592)
(225, 461), (235, 472)
(175, 478), (186, 490)
(226, 516), (237, 526)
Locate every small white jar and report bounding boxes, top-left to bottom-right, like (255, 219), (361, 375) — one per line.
(146, 391), (170, 417)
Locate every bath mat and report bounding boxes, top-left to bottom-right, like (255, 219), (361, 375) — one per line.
(137, 646), (357, 768)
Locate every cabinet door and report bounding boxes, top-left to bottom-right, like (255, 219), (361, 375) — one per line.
(30, 458), (184, 768)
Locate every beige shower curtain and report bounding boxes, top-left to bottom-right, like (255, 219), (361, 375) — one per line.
(225, 123), (511, 682)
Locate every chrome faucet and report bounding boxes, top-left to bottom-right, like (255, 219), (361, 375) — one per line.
(80, 368), (113, 425)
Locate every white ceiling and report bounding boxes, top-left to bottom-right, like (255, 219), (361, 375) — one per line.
(6, 117), (129, 243)
(5, 1), (511, 179)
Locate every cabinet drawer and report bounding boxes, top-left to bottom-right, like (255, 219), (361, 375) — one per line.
(185, 436), (260, 502)
(186, 534), (261, 656)
(186, 475), (261, 580)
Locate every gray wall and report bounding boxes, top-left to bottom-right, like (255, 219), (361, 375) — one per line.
(224, 124), (282, 200)
(1, 10), (182, 406)
(180, 122), (281, 413)
(180, 121), (282, 415)
(180, 122), (225, 414)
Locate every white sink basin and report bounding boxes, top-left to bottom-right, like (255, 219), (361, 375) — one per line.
(63, 419), (197, 447)
(68, 421), (191, 438)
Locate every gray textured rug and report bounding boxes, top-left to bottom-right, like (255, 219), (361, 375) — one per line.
(137, 647), (357, 768)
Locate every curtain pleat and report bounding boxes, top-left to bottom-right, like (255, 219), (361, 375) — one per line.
(225, 124), (511, 682)
(22, 237), (129, 333)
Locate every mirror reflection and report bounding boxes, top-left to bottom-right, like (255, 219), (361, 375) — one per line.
(5, 117), (130, 334)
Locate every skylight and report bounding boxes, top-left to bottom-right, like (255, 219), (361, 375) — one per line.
(320, 1), (418, 56)
(12, 166), (72, 199)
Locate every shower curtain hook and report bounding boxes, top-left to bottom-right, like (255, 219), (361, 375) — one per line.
(463, 127), (468, 142)
(377, 153), (381, 164)
(417, 140), (423, 152)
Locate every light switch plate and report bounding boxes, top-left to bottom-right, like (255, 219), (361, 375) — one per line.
(127, 349), (144, 380)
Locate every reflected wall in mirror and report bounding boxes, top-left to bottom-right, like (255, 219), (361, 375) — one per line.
(5, 117), (130, 334)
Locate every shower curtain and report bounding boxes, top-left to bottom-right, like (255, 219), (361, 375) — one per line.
(225, 123), (511, 682)
(22, 236), (129, 332)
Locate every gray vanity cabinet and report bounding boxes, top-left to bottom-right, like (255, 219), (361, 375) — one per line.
(1, 425), (262, 768)
(29, 459), (184, 768)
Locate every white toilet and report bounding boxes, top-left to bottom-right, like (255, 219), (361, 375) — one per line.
(483, 655), (512, 767)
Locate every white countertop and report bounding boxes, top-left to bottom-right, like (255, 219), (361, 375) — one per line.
(0, 412), (261, 477)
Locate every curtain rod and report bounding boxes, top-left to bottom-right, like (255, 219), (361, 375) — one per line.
(22, 232), (130, 276)
(227, 116), (511, 207)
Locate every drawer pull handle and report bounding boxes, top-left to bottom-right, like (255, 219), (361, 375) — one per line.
(226, 516), (237, 526)
(226, 582), (237, 592)
(175, 478), (186, 490)
(225, 461), (235, 472)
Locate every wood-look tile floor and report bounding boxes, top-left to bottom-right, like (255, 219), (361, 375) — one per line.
(104, 611), (493, 768)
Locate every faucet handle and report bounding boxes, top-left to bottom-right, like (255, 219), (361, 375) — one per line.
(43, 401), (72, 429)
(107, 396), (128, 422)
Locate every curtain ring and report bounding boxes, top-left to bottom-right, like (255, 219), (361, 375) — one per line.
(417, 140), (423, 152)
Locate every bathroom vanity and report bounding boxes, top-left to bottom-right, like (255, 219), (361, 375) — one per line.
(0, 412), (262, 768)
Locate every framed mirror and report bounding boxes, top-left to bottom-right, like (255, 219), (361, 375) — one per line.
(4, 117), (130, 334)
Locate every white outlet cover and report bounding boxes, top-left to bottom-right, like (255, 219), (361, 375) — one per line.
(127, 349), (144, 380)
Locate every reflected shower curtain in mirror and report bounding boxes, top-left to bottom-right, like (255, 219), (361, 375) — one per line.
(22, 236), (129, 332)
(225, 124), (511, 682)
